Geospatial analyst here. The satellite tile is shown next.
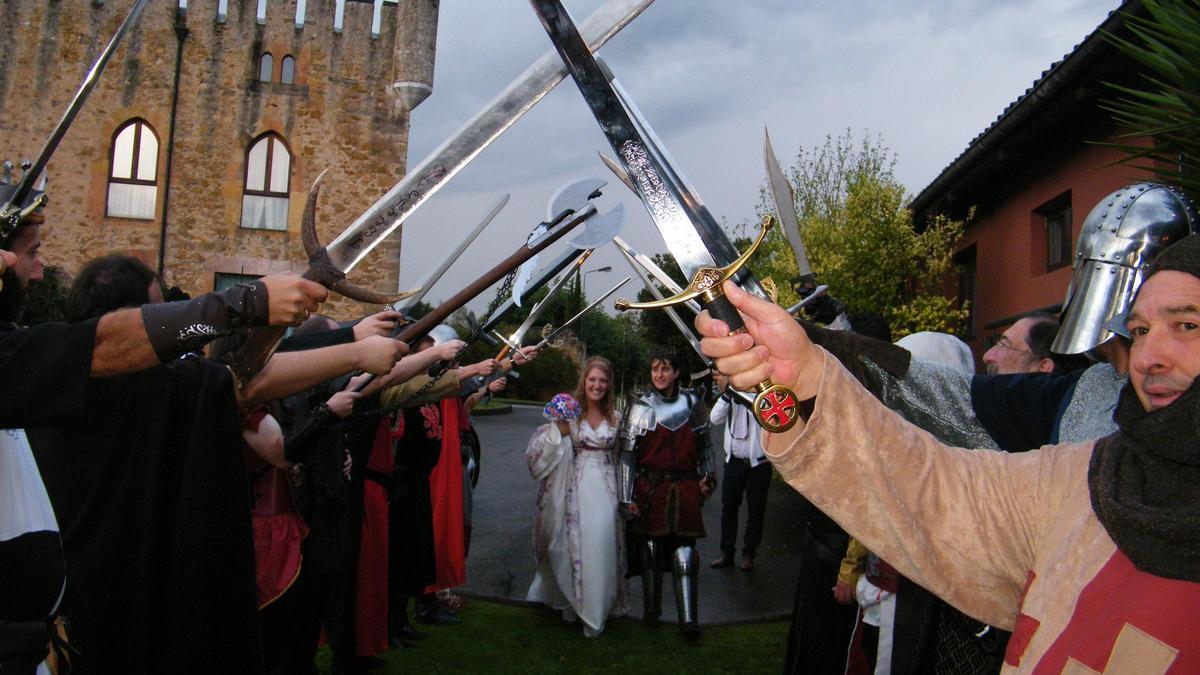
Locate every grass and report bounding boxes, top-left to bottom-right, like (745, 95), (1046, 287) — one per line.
(315, 599), (789, 673)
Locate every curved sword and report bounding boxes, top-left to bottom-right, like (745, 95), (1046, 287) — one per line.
(764, 128), (817, 296)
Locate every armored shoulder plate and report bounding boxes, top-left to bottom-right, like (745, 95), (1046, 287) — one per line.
(620, 394), (657, 440)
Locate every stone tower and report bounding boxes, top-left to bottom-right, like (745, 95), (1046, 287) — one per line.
(0, 0), (439, 316)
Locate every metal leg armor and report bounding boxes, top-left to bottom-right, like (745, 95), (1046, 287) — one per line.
(640, 539), (663, 624)
(672, 545), (701, 635)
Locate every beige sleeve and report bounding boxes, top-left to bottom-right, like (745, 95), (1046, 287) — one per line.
(379, 371), (462, 409)
(765, 347), (1072, 629)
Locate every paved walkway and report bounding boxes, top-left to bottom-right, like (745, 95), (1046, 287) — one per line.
(464, 404), (808, 626)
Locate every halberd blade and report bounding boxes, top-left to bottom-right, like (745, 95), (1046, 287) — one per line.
(548, 177), (607, 222)
(568, 202), (624, 249)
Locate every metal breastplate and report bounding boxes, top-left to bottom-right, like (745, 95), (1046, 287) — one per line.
(640, 389), (695, 431)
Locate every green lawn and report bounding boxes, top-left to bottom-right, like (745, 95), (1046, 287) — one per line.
(316, 599), (789, 673)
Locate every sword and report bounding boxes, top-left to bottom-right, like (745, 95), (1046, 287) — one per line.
(532, 0), (800, 433)
(350, 182), (619, 392)
(228, 0), (654, 383)
(481, 275), (631, 398)
(394, 193), (509, 314)
(325, 0), (655, 273)
(535, 276), (630, 348)
(495, 248), (595, 361)
(764, 128), (819, 298)
(616, 243), (757, 408)
(0, 0), (151, 236)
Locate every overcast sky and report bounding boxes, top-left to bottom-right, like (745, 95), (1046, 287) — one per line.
(397, 0), (1118, 311)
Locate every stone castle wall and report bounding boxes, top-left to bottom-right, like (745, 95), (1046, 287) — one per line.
(0, 0), (439, 318)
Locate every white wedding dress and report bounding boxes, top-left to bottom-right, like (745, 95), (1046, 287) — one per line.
(525, 417), (627, 637)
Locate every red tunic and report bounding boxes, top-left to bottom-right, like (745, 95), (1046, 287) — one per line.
(243, 410), (308, 610)
(354, 415), (402, 656)
(425, 398), (467, 592)
(632, 424), (706, 538)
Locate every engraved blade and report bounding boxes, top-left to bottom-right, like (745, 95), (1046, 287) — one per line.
(325, 0), (655, 273)
(531, 0), (761, 292)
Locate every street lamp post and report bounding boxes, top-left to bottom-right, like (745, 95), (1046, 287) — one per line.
(576, 266), (612, 353)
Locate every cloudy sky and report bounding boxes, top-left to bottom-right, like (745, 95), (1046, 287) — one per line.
(397, 0), (1118, 310)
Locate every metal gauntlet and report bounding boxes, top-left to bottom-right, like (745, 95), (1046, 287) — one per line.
(617, 396), (656, 505)
(140, 280), (270, 361)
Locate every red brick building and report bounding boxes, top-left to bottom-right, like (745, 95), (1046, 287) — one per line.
(910, 0), (1167, 358)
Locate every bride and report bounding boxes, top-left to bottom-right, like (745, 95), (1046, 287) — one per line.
(525, 356), (627, 637)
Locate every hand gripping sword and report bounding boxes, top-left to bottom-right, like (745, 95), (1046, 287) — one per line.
(227, 0), (655, 384)
(532, 0), (801, 433)
(0, 0), (151, 236)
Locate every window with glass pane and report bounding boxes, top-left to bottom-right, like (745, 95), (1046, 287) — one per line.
(106, 120), (159, 220)
(259, 52), (273, 82)
(1037, 192), (1073, 272)
(214, 272), (261, 292)
(241, 134), (291, 231)
(281, 55), (295, 84)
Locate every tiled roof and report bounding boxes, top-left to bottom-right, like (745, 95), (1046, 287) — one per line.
(910, 0), (1138, 216)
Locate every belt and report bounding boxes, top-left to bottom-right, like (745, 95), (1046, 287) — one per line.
(640, 469), (700, 484)
(728, 456), (752, 464)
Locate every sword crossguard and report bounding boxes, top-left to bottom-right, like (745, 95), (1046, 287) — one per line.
(613, 215), (800, 433)
(614, 215), (775, 312)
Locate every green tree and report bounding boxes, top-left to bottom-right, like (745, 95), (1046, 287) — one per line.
(630, 253), (707, 379)
(1101, 0), (1200, 199)
(748, 130), (968, 338)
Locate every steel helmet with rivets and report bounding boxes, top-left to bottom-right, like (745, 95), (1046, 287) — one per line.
(1052, 183), (1198, 355)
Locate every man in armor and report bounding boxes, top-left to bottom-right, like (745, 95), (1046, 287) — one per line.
(618, 346), (716, 636)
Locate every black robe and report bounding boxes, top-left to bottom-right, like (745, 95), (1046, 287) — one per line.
(30, 355), (262, 675)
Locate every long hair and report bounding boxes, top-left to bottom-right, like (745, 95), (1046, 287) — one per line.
(65, 254), (160, 322)
(572, 355), (616, 425)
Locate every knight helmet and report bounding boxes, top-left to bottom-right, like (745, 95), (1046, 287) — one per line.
(1052, 183), (1198, 355)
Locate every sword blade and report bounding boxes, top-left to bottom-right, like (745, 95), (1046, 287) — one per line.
(617, 245), (703, 355)
(611, 236), (699, 314)
(325, 0), (655, 272)
(508, 249), (593, 345)
(481, 247), (585, 332)
(764, 127), (813, 277)
(395, 192), (509, 312)
(536, 276), (631, 347)
(1, 0), (151, 232)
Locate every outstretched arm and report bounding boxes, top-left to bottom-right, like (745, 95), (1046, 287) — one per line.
(236, 336), (407, 408)
(696, 281), (1058, 628)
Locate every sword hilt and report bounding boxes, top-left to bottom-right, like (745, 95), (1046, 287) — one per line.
(613, 216), (800, 433)
(699, 283), (800, 433)
(613, 215), (774, 312)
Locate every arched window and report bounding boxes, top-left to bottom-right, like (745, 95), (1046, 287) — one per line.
(258, 52), (273, 82)
(241, 133), (291, 231)
(281, 55), (295, 85)
(106, 119), (159, 220)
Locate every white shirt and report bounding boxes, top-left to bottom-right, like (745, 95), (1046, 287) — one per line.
(709, 395), (767, 467)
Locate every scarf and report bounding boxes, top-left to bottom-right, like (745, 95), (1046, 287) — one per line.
(1088, 380), (1200, 582)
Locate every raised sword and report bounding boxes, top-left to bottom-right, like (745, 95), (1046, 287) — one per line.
(531, 0), (801, 432)
(394, 193), (509, 314)
(0, 0), (151, 235)
(228, 0), (655, 383)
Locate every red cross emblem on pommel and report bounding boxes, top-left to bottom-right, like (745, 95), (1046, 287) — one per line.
(753, 384), (800, 433)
